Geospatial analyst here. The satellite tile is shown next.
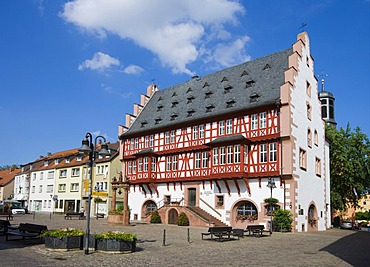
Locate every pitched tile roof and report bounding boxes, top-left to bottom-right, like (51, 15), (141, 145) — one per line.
(0, 168), (21, 186)
(122, 48), (292, 137)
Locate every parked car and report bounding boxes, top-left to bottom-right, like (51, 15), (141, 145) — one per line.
(340, 221), (353, 229)
(10, 206), (26, 215)
(340, 221), (361, 230)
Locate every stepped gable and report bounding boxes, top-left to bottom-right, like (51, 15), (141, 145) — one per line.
(123, 48), (292, 137)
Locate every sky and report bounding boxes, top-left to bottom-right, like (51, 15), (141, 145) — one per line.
(0, 0), (369, 167)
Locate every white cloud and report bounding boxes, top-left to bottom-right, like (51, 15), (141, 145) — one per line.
(61, 0), (248, 75)
(212, 36), (251, 67)
(122, 64), (144, 75)
(78, 52), (120, 71)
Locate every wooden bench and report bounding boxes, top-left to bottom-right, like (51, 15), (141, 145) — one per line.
(65, 212), (86, 220)
(245, 225), (265, 237)
(201, 226), (239, 242)
(6, 223), (47, 241)
(0, 219), (11, 235)
(0, 213), (13, 221)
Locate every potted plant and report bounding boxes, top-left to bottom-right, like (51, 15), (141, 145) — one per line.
(42, 228), (85, 250)
(108, 205), (124, 223)
(95, 231), (137, 253)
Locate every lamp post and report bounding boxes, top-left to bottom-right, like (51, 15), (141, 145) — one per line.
(94, 185), (101, 220)
(79, 132), (110, 255)
(266, 177), (276, 235)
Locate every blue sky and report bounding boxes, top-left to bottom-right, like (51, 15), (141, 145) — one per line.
(1, 0), (369, 166)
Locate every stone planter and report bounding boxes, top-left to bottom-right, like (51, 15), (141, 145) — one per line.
(95, 239), (136, 253)
(108, 214), (124, 224)
(45, 235), (83, 251)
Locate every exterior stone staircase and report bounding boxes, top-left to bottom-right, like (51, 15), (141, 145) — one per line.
(186, 206), (228, 227)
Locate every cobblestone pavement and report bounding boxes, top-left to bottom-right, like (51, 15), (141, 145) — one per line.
(0, 214), (369, 267)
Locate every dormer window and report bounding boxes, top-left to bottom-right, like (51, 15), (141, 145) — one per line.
(65, 157), (70, 163)
(141, 121), (148, 128)
(187, 109), (195, 117)
(186, 87), (192, 93)
(172, 92), (177, 97)
(155, 117), (162, 125)
(171, 100), (179, 108)
(206, 105), (215, 113)
(249, 92), (260, 102)
(187, 95), (195, 103)
(44, 160), (49, 166)
(158, 96), (163, 101)
(77, 156), (82, 161)
(55, 159), (60, 165)
(203, 82), (210, 88)
(226, 99), (236, 108)
(170, 113), (178, 121)
(241, 70), (248, 77)
(205, 90), (213, 99)
(157, 104), (163, 112)
(263, 64), (271, 70)
(224, 84), (232, 93)
(221, 77), (228, 82)
(246, 80), (255, 88)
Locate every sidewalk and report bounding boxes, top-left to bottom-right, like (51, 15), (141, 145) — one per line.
(0, 213), (369, 267)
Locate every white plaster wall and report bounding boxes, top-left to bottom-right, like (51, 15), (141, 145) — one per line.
(29, 169), (56, 213)
(290, 34), (328, 231)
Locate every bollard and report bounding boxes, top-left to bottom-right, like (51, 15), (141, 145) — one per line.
(162, 229), (166, 246)
(187, 228), (190, 243)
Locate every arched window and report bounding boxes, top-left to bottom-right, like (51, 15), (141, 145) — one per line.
(236, 201), (258, 221)
(145, 201), (157, 216)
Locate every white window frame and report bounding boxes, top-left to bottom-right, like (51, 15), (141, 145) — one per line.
(251, 114), (258, 130)
(227, 146), (233, 164)
(269, 142), (277, 162)
(234, 145), (241, 163)
(260, 112), (267, 128)
(213, 148), (219, 165)
(219, 121), (225, 135)
(226, 119), (232, 134)
(260, 144), (267, 163)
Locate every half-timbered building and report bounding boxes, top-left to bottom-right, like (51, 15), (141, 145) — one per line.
(118, 32), (331, 232)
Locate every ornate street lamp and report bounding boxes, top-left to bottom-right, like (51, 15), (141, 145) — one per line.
(266, 177), (276, 235)
(79, 132), (110, 255)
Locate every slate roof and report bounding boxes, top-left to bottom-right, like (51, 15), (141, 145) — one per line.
(123, 48), (292, 137)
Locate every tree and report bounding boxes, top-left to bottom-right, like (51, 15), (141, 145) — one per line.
(326, 124), (370, 212)
(150, 210), (162, 224)
(272, 209), (293, 231)
(177, 212), (189, 226)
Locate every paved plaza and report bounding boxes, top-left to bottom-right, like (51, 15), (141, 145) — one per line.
(0, 214), (369, 267)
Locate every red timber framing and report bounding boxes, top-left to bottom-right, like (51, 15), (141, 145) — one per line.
(122, 108), (280, 188)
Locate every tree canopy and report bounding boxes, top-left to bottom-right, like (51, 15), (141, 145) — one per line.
(326, 124), (370, 211)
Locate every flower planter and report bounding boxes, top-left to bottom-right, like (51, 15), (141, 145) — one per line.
(108, 214), (124, 224)
(95, 239), (136, 253)
(45, 235), (83, 251)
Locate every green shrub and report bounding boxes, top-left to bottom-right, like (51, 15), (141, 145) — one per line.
(150, 210), (162, 224)
(272, 209), (293, 232)
(177, 212), (189, 226)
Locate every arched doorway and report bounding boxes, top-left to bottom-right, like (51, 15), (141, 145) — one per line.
(168, 208), (178, 224)
(308, 204), (318, 231)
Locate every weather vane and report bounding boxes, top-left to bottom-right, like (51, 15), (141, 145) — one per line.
(318, 70), (328, 92)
